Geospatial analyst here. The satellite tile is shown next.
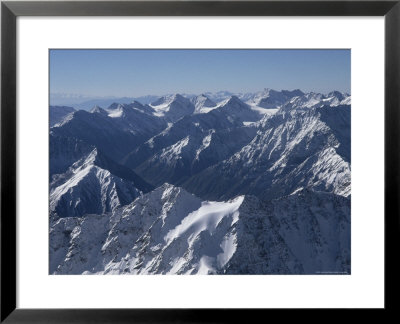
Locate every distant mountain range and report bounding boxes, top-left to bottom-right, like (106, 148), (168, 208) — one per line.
(49, 88), (351, 275)
(50, 89), (350, 111)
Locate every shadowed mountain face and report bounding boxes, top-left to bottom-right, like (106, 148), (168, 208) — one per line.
(51, 106), (168, 163)
(50, 106), (76, 127)
(49, 89), (351, 275)
(51, 110), (143, 163)
(50, 134), (94, 178)
(134, 126), (258, 187)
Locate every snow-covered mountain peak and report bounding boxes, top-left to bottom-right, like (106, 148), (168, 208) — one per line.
(151, 93), (186, 107)
(324, 91), (350, 106)
(118, 183), (203, 232)
(223, 95), (243, 106)
(146, 182), (199, 204)
(90, 105), (108, 115)
(191, 94), (216, 114)
(279, 91), (351, 113)
(50, 148), (144, 218)
(327, 90), (346, 100)
(150, 94), (194, 122)
(73, 147), (99, 168)
(216, 96), (251, 112)
(244, 89), (305, 112)
(212, 96), (261, 122)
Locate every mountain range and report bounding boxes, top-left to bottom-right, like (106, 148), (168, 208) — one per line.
(49, 88), (351, 275)
(50, 184), (350, 275)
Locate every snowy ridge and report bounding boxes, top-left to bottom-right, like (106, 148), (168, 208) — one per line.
(50, 149), (143, 218)
(122, 97), (260, 171)
(50, 134), (95, 178)
(191, 94), (217, 114)
(51, 106), (167, 163)
(133, 125), (258, 187)
(183, 104), (351, 201)
(280, 91), (351, 113)
(150, 94), (195, 122)
(246, 88), (304, 108)
(50, 106), (76, 127)
(50, 184), (350, 275)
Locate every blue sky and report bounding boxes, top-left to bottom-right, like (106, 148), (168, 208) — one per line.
(50, 49), (350, 97)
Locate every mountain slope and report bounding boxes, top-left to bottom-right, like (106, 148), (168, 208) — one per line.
(50, 149), (148, 218)
(191, 94), (217, 114)
(280, 91), (350, 113)
(123, 98), (261, 168)
(51, 108), (166, 163)
(135, 126), (258, 187)
(50, 184), (350, 275)
(150, 94), (195, 122)
(50, 106), (76, 126)
(225, 189), (350, 274)
(123, 96), (262, 169)
(50, 134), (95, 178)
(246, 88), (304, 108)
(183, 105), (351, 201)
(100, 102), (168, 135)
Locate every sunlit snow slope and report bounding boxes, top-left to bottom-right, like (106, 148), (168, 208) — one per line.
(50, 184), (350, 275)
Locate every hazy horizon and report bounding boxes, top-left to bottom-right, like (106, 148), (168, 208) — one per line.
(50, 49), (351, 103)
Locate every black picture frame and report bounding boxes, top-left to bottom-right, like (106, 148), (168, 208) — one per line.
(1, 0), (399, 322)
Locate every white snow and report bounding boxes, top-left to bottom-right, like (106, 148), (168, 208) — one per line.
(165, 196), (244, 245)
(242, 121), (255, 126)
(50, 149), (141, 217)
(107, 108), (124, 118)
(249, 105), (279, 115)
(194, 131), (214, 160)
(160, 136), (190, 160)
(216, 232), (237, 268)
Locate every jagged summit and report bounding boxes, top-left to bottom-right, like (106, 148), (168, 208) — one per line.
(50, 148), (143, 218)
(191, 94), (216, 114)
(151, 93), (186, 106)
(90, 105), (111, 119)
(150, 93), (195, 122)
(223, 95), (244, 106)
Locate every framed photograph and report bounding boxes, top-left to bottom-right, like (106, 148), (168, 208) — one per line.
(1, 0), (399, 321)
